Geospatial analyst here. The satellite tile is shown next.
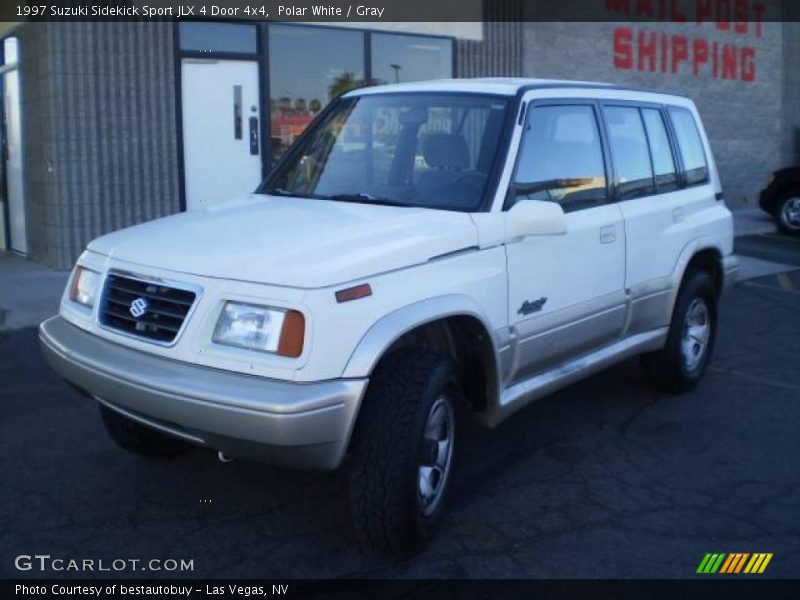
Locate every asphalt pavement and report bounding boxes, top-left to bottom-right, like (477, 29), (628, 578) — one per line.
(1, 232), (799, 579)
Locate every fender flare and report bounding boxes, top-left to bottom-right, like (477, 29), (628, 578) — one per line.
(667, 237), (724, 313)
(341, 294), (501, 380)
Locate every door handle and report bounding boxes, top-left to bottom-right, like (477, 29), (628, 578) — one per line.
(599, 224), (616, 244)
(672, 207), (685, 223)
(249, 116), (259, 155)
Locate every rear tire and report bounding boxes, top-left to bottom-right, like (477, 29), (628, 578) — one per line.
(641, 269), (717, 393)
(348, 349), (460, 555)
(100, 405), (192, 459)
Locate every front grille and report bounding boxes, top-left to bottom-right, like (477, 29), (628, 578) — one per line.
(99, 274), (197, 344)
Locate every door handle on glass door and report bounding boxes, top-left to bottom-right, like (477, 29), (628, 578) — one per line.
(599, 225), (616, 244)
(249, 116), (259, 155)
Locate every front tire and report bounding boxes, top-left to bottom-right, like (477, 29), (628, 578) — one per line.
(99, 405), (193, 459)
(641, 269), (717, 393)
(348, 349), (459, 555)
(777, 194), (800, 234)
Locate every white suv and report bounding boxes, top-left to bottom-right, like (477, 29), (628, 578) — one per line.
(40, 78), (737, 554)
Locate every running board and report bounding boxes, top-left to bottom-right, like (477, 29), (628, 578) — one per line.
(489, 328), (668, 426)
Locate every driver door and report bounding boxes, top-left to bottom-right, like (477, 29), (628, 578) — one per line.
(505, 100), (626, 382)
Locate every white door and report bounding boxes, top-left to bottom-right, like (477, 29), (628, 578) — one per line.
(4, 66), (27, 254)
(604, 104), (714, 336)
(505, 102), (626, 382)
(181, 59), (262, 210)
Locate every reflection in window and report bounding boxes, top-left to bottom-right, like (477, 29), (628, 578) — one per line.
(269, 25), (365, 165)
(266, 94), (509, 212)
(513, 105), (607, 208)
(669, 107), (709, 186)
(641, 109), (678, 192)
(604, 106), (654, 200)
(371, 34), (453, 85)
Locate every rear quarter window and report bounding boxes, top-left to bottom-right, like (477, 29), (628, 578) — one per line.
(668, 107), (709, 186)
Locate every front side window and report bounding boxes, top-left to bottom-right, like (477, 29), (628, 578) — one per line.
(669, 106), (709, 186)
(512, 105), (607, 209)
(604, 106), (655, 200)
(264, 93), (510, 211)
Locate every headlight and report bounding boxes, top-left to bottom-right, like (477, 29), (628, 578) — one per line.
(213, 302), (305, 357)
(69, 266), (101, 308)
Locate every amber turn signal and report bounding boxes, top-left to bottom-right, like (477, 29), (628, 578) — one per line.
(335, 283), (372, 303)
(277, 310), (305, 358)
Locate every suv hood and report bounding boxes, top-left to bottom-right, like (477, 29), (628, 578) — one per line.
(87, 195), (479, 288)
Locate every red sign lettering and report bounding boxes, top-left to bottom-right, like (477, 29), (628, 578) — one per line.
(607, 0), (767, 83)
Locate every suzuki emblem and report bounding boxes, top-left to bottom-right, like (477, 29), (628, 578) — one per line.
(129, 297), (149, 318)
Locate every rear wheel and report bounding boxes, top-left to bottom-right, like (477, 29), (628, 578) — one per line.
(777, 195), (800, 234)
(641, 269), (717, 393)
(348, 349), (460, 555)
(99, 405), (192, 459)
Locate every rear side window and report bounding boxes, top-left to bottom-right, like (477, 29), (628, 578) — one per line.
(604, 106), (654, 200)
(669, 107), (709, 186)
(512, 105), (607, 209)
(641, 108), (678, 192)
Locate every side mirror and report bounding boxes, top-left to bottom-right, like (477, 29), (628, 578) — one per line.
(505, 200), (567, 240)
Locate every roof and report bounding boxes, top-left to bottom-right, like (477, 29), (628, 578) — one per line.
(349, 77), (614, 97)
(347, 77), (689, 104)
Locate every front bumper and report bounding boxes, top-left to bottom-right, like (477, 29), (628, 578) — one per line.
(39, 316), (368, 470)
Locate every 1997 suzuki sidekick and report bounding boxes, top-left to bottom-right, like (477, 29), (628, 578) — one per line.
(40, 78), (737, 553)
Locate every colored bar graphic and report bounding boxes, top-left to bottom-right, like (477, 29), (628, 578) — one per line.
(720, 553), (750, 573)
(696, 553), (713, 573)
(702, 552), (774, 575)
(710, 553), (726, 573)
(758, 553), (773, 573)
(734, 553), (749, 573)
(697, 553), (727, 573)
(719, 554), (735, 573)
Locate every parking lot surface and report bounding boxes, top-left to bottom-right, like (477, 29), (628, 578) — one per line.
(1, 233), (799, 579)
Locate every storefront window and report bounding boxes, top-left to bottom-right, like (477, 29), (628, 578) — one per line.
(268, 25), (365, 165)
(179, 22), (257, 54)
(370, 34), (453, 85)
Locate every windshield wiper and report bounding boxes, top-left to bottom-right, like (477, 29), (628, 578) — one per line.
(263, 187), (296, 197)
(328, 193), (405, 207)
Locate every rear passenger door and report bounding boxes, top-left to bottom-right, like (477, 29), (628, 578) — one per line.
(505, 101), (626, 382)
(602, 102), (713, 335)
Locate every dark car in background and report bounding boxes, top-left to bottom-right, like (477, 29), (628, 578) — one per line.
(760, 167), (800, 234)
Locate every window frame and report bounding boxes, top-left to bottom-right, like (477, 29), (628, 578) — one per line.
(504, 98), (614, 213)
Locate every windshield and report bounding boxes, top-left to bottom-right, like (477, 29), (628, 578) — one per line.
(262, 93), (510, 211)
